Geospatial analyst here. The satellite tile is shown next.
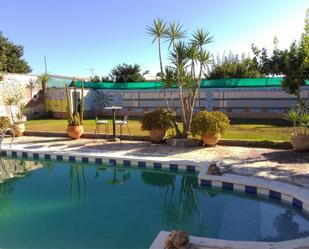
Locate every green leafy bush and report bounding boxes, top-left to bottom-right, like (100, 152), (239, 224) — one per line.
(0, 117), (11, 129)
(191, 111), (230, 136)
(140, 108), (174, 131)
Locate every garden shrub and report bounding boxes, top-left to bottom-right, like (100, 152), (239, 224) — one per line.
(191, 111), (230, 136)
(140, 108), (174, 131)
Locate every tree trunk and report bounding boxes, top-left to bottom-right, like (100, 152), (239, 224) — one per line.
(158, 39), (170, 110)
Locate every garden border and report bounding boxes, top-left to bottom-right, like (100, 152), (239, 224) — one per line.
(23, 131), (292, 149)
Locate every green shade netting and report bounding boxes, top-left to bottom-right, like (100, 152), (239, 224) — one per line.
(69, 77), (309, 90)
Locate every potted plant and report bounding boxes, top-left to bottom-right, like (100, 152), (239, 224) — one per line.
(65, 80), (85, 139)
(191, 111), (230, 146)
(140, 108), (174, 142)
(5, 97), (26, 137)
(285, 105), (309, 151)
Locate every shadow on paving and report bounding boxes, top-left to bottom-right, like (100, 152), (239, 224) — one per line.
(261, 150), (309, 164)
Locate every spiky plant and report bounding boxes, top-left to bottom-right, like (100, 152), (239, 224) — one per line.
(38, 74), (50, 93)
(65, 80), (85, 126)
(26, 78), (38, 97)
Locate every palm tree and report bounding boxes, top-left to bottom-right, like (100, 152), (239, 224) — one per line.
(26, 78), (38, 98)
(38, 74), (50, 113)
(146, 19), (171, 110)
(146, 18), (168, 76)
(93, 90), (113, 115)
(38, 74), (50, 94)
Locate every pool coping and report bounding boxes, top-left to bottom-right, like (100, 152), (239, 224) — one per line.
(150, 231), (309, 249)
(1, 146), (309, 248)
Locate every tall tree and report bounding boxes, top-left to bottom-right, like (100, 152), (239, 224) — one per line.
(108, 63), (149, 82)
(252, 9), (309, 105)
(206, 52), (264, 79)
(0, 32), (31, 73)
(146, 19), (170, 109)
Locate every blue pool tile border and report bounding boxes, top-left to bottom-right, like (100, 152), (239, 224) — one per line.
(245, 185), (257, 195)
(222, 182), (233, 190)
(109, 159), (116, 166)
(293, 198), (303, 210)
(201, 179), (211, 187)
(33, 153), (39, 159)
(186, 165), (195, 172)
(56, 155), (63, 161)
(138, 161), (146, 168)
(269, 190), (281, 200)
(95, 158), (103, 164)
(169, 164), (178, 171)
(44, 154), (51, 160)
(153, 162), (162, 169)
(123, 160), (131, 166)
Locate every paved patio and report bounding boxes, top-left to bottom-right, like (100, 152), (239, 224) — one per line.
(2, 136), (309, 189)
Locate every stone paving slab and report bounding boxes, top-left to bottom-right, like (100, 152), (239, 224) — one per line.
(2, 136), (309, 189)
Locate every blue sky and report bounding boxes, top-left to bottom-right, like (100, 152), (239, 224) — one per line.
(0, 0), (308, 77)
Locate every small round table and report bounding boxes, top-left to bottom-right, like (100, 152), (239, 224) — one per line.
(104, 106), (123, 141)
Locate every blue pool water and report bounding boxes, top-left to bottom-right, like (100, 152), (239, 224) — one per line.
(0, 157), (309, 248)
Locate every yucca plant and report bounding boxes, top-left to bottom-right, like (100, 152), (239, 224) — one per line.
(65, 80), (84, 126)
(285, 103), (309, 135)
(4, 97), (26, 124)
(147, 20), (213, 138)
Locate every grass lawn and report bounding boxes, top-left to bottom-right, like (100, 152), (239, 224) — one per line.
(26, 119), (292, 142)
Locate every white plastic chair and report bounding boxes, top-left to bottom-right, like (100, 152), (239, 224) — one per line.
(94, 117), (109, 139)
(115, 114), (131, 137)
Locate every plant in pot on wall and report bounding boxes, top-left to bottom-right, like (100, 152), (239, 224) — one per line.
(140, 108), (174, 142)
(5, 97), (26, 137)
(285, 105), (309, 151)
(191, 111), (230, 146)
(65, 80), (85, 139)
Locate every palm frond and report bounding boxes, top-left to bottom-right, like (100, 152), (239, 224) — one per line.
(146, 18), (168, 43)
(166, 22), (186, 48)
(191, 28), (213, 47)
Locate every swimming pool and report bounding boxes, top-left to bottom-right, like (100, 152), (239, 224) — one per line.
(0, 157), (309, 249)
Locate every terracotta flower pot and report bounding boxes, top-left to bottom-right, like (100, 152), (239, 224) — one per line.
(149, 129), (166, 143)
(67, 125), (84, 139)
(201, 133), (221, 146)
(11, 123), (25, 137)
(290, 134), (309, 152)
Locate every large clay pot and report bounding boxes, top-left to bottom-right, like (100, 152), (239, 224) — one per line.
(11, 123), (25, 137)
(149, 129), (166, 143)
(290, 134), (309, 151)
(201, 133), (221, 146)
(67, 125), (84, 139)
